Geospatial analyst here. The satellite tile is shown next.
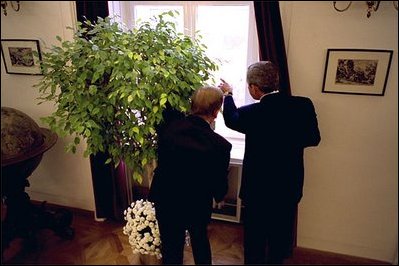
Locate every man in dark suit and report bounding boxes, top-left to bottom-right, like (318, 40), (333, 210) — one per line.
(149, 86), (232, 265)
(218, 61), (321, 264)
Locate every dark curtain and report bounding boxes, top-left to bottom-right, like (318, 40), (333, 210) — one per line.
(76, 1), (130, 221)
(253, 1), (296, 254)
(76, 1), (109, 24)
(254, 1), (291, 96)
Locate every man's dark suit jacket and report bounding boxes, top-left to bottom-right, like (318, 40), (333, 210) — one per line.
(149, 114), (232, 224)
(223, 93), (321, 205)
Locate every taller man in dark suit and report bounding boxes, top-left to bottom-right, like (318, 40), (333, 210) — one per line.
(219, 61), (321, 264)
(149, 86), (232, 264)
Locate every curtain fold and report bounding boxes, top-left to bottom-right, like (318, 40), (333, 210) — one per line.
(253, 1), (296, 255)
(76, 1), (109, 24)
(254, 1), (291, 96)
(76, 1), (130, 221)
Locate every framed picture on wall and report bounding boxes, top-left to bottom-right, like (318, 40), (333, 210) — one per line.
(1, 39), (43, 75)
(322, 49), (393, 96)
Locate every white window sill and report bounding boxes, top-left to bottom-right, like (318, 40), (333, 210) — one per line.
(227, 137), (245, 164)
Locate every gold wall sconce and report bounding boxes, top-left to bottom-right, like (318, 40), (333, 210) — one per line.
(1, 1), (20, 16)
(333, 1), (398, 18)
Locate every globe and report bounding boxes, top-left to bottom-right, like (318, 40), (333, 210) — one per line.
(1, 106), (57, 167)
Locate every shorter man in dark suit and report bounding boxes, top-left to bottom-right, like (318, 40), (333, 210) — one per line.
(149, 86), (232, 265)
(219, 61), (321, 264)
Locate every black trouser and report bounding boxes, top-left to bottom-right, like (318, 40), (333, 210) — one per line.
(157, 214), (212, 265)
(243, 201), (297, 265)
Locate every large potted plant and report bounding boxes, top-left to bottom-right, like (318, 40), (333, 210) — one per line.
(35, 12), (218, 183)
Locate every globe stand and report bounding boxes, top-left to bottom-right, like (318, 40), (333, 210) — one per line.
(1, 154), (75, 253)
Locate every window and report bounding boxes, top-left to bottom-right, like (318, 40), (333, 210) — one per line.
(108, 1), (259, 144)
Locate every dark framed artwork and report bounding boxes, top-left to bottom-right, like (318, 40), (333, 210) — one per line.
(322, 49), (393, 96)
(1, 39), (43, 75)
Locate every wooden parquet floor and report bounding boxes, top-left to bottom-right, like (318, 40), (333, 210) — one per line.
(1, 205), (391, 265)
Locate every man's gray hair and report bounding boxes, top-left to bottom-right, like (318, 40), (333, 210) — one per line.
(247, 61), (279, 93)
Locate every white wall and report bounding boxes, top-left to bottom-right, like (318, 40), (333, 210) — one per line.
(1, 1), (95, 211)
(1, 1), (397, 263)
(280, 1), (398, 263)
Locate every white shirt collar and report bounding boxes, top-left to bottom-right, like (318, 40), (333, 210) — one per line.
(260, 90), (279, 101)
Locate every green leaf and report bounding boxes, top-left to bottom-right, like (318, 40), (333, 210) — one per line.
(89, 85), (97, 95)
(133, 171), (142, 184)
(83, 149), (91, 158)
(133, 54), (142, 60)
(160, 98), (167, 106)
(84, 128), (91, 137)
(76, 126), (85, 134)
(92, 107), (100, 115)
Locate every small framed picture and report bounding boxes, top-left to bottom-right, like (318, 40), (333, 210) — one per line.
(1, 39), (43, 75)
(322, 49), (393, 96)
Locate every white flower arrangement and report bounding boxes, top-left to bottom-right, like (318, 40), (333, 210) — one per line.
(123, 199), (162, 259)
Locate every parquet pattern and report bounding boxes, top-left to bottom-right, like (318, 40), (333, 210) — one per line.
(2, 208), (244, 265)
(2, 206), (390, 265)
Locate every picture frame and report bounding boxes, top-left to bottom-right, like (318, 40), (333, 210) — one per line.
(1, 39), (43, 75)
(322, 49), (393, 96)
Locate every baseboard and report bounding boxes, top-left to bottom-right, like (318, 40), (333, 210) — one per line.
(26, 189), (94, 212)
(292, 246), (392, 265)
(299, 236), (393, 264)
(31, 200), (94, 218)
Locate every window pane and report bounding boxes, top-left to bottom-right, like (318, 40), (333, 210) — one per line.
(197, 5), (249, 107)
(134, 5), (184, 33)
(197, 5), (249, 140)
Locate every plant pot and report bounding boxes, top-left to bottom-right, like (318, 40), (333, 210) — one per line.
(90, 152), (132, 221)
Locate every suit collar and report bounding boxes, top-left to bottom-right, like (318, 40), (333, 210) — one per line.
(187, 115), (212, 129)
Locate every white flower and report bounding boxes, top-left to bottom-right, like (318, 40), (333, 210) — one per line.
(123, 199), (162, 259)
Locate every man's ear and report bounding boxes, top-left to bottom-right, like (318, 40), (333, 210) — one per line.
(249, 84), (259, 92)
(250, 84), (262, 97)
(252, 84), (261, 92)
(212, 109), (219, 119)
